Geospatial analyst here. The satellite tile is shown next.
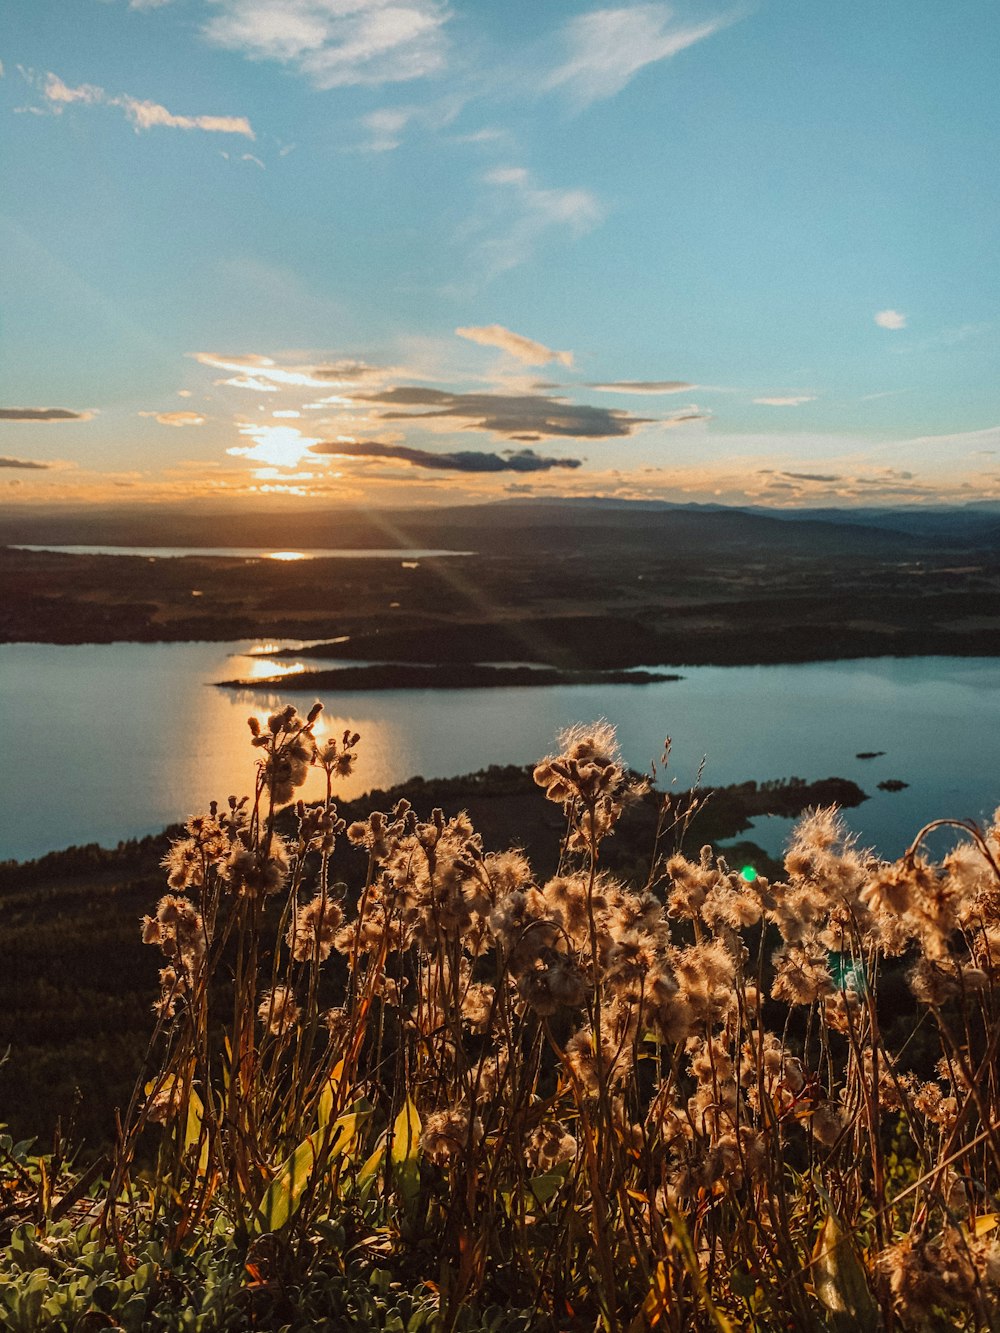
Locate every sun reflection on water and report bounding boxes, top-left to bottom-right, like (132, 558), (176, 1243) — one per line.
(242, 657), (308, 680)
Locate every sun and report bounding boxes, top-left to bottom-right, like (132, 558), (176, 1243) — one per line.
(227, 423), (321, 471)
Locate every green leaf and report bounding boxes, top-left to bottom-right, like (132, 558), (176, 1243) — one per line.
(317, 1080), (335, 1130)
(254, 1100), (373, 1233)
(254, 1137), (319, 1234)
(357, 1130), (388, 1194)
(812, 1209), (879, 1333)
(317, 1058), (347, 1130)
(526, 1163), (568, 1206)
(391, 1097), (421, 1206)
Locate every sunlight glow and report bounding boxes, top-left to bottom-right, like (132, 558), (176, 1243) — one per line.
(267, 550), (308, 561)
(227, 423), (321, 470)
(243, 657), (308, 680)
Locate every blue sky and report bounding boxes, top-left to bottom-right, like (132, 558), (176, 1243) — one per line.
(2, 0), (998, 508)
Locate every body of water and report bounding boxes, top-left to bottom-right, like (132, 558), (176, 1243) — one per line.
(1, 641), (997, 864)
(9, 545), (472, 560)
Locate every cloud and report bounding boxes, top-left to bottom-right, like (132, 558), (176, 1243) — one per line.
(359, 97), (462, 150)
(0, 407), (93, 421)
(456, 324), (573, 367)
(43, 74), (104, 106)
(360, 386), (653, 438)
(478, 165), (602, 274)
(753, 395), (816, 407)
(203, 0), (450, 90)
(312, 359), (394, 382)
(142, 410), (206, 427)
(0, 456), (52, 469)
(41, 72), (254, 137)
(588, 379), (694, 394)
(777, 471), (841, 483)
(361, 106), (416, 152)
(311, 439), (582, 472)
(875, 309), (907, 330)
(192, 352), (406, 393)
(547, 4), (730, 106)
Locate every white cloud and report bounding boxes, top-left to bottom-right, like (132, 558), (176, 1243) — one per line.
(753, 395), (816, 407)
(192, 352), (334, 388)
(362, 107), (414, 151)
(141, 410), (206, 426)
(359, 96), (462, 150)
(875, 309), (907, 330)
(121, 96), (255, 136)
(547, 4), (729, 106)
(44, 73), (103, 106)
(41, 72), (254, 137)
(589, 380), (694, 394)
(477, 166), (602, 275)
(203, 0), (450, 90)
(456, 324), (573, 367)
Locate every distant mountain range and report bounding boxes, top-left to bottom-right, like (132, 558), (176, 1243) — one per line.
(1, 496), (997, 554)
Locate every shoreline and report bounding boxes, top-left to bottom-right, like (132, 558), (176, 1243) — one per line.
(3, 630), (997, 671)
(1, 766), (866, 880)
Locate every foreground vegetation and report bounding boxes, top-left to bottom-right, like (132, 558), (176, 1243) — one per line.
(2, 707), (999, 1331)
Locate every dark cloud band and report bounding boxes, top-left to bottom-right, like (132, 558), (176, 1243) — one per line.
(311, 440), (582, 473)
(358, 387), (651, 439)
(0, 456), (52, 469)
(0, 408), (91, 422)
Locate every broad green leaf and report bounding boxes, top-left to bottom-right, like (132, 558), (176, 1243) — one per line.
(812, 1209), (879, 1333)
(527, 1164), (569, 1206)
(254, 1137), (319, 1234)
(357, 1131), (388, 1192)
(317, 1059), (348, 1129)
(391, 1097), (421, 1206)
(254, 1100), (373, 1233)
(318, 1077), (336, 1129)
(183, 1087), (203, 1151)
(184, 1085), (211, 1176)
(325, 1111), (361, 1161)
(640, 1260), (671, 1329)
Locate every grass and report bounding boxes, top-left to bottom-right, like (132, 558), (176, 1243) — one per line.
(2, 704), (1000, 1331)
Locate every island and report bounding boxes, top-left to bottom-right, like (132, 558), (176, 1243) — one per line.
(216, 663), (682, 690)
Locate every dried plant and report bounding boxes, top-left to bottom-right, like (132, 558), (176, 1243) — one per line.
(89, 705), (1000, 1331)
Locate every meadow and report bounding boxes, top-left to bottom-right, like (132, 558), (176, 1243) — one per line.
(2, 703), (999, 1331)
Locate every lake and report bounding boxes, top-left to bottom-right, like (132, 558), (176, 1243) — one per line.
(1, 641), (997, 864)
(10, 545), (472, 560)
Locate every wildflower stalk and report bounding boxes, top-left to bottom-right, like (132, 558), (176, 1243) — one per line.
(97, 710), (1000, 1330)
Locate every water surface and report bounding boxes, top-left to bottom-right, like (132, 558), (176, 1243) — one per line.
(10, 545), (472, 560)
(1, 643), (996, 863)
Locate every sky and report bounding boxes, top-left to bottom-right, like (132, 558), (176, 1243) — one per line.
(1, 0), (998, 511)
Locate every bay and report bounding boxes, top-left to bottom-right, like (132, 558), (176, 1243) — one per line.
(1, 641), (997, 864)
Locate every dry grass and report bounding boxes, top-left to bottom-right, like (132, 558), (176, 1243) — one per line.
(8, 703), (1000, 1331)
